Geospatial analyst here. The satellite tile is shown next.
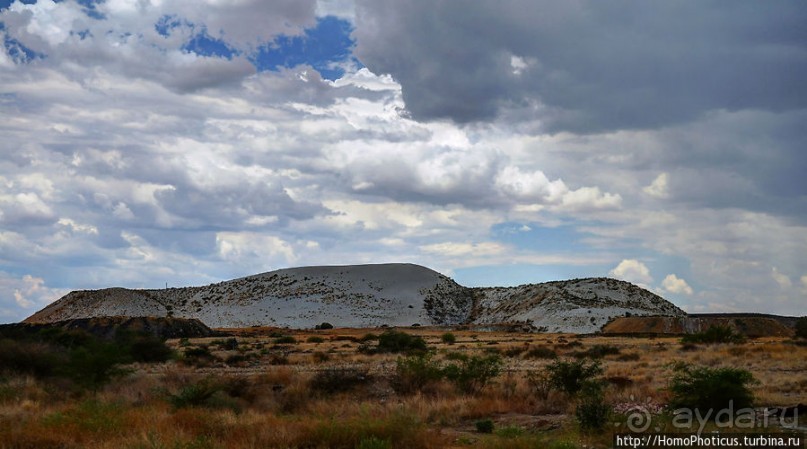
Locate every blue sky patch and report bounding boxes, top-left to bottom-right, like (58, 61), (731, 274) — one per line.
(183, 30), (237, 59)
(2, 23), (41, 63)
(155, 15), (187, 37)
(251, 16), (357, 80)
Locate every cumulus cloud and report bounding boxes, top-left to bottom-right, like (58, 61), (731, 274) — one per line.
(0, 0), (804, 323)
(661, 274), (693, 296)
(0, 272), (67, 311)
(643, 173), (669, 199)
(609, 259), (653, 286)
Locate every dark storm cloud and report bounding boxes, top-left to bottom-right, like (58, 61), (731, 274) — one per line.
(354, 0), (807, 132)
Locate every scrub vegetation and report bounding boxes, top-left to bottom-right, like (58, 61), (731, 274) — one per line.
(0, 326), (805, 448)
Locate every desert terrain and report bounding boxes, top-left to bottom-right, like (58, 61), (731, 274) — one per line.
(1, 323), (805, 449)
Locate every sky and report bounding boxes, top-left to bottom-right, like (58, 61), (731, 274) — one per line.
(0, 0), (805, 323)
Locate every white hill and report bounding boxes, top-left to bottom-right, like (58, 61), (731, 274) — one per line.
(25, 263), (684, 333)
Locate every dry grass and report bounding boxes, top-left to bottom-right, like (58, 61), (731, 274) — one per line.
(0, 329), (804, 449)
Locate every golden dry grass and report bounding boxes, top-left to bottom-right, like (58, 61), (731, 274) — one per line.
(1, 328), (805, 449)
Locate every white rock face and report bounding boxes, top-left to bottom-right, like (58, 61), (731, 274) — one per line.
(26, 264), (471, 328)
(472, 278), (685, 334)
(26, 264), (684, 332)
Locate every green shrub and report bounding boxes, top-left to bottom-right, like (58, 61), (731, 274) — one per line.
(211, 337), (239, 350)
(309, 367), (370, 395)
(164, 378), (221, 409)
(574, 381), (610, 432)
(545, 359), (603, 396)
(376, 330), (428, 353)
(441, 332), (457, 345)
(548, 441), (579, 449)
(0, 339), (64, 377)
(117, 331), (174, 363)
(359, 333), (379, 342)
(307, 336), (325, 343)
(796, 317), (807, 339)
(667, 362), (757, 414)
(315, 322), (334, 330)
(62, 342), (131, 392)
(443, 354), (502, 393)
(393, 352), (444, 394)
(494, 425), (524, 438)
(183, 345), (214, 359)
(444, 351), (468, 361)
(475, 419), (494, 433)
(356, 436), (392, 449)
(681, 325), (746, 344)
(274, 336), (297, 344)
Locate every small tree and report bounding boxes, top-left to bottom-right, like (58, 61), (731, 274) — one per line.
(63, 341), (131, 393)
(681, 325), (746, 344)
(393, 352), (444, 394)
(545, 359), (603, 396)
(441, 332), (457, 345)
(667, 362), (757, 414)
(575, 381), (610, 432)
(443, 354), (502, 393)
(376, 330), (428, 353)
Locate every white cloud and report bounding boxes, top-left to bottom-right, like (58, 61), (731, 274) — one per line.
(0, 1), (804, 323)
(772, 267), (792, 289)
(643, 173), (669, 199)
(420, 242), (508, 258)
(0, 272), (68, 311)
(661, 274), (693, 296)
(609, 259), (653, 286)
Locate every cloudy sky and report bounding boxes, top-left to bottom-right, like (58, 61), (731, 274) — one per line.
(1, 0), (805, 323)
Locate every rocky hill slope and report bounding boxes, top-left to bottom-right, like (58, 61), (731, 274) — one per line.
(471, 277), (685, 333)
(25, 263), (684, 333)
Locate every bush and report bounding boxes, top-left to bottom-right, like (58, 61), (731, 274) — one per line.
(312, 351), (330, 363)
(475, 419), (494, 433)
(376, 330), (428, 354)
(0, 339), (64, 377)
(307, 336), (325, 343)
(681, 325), (746, 344)
(545, 359), (603, 396)
(393, 352), (444, 394)
(309, 367), (370, 395)
(165, 378), (222, 409)
(668, 363), (757, 414)
(211, 338), (239, 350)
(441, 332), (456, 345)
(524, 346), (557, 359)
(527, 371), (553, 400)
(795, 317), (807, 339)
(575, 381), (610, 432)
(359, 333), (379, 342)
(443, 354), (502, 393)
(274, 336), (297, 344)
(356, 436), (392, 449)
(315, 322), (334, 330)
(574, 344), (620, 359)
(117, 331), (174, 363)
(62, 342), (131, 392)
